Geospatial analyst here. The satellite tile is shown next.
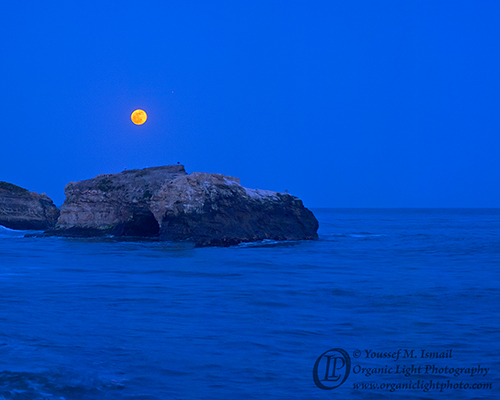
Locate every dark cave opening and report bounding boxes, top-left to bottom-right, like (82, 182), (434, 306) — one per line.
(121, 211), (160, 237)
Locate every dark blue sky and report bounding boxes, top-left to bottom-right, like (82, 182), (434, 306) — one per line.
(1, 1), (499, 207)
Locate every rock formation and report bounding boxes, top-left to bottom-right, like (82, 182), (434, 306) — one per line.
(54, 165), (186, 237)
(0, 181), (60, 230)
(48, 165), (319, 246)
(150, 172), (318, 246)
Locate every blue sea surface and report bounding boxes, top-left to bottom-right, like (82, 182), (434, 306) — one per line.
(0, 209), (499, 399)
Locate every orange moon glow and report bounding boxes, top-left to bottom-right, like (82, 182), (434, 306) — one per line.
(131, 109), (147, 125)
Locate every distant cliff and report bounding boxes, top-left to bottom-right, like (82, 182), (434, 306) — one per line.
(49, 165), (318, 246)
(0, 182), (60, 230)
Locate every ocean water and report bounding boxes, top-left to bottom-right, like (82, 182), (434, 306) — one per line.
(0, 209), (499, 399)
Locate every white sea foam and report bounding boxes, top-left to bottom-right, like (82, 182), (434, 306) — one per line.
(237, 239), (298, 248)
(0, 225), (16, 232)
(0, 225), (39, 238)
(349, 233), (385, 238)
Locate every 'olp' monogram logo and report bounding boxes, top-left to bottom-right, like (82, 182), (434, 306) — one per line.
(313, 348), (351, 390)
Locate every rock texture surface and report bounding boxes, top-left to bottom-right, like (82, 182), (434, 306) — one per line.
(151, 172), (318, 246)
(50, 165), (318, 246)
(0, 182), (60, 230)
(54, 165), (186, 237)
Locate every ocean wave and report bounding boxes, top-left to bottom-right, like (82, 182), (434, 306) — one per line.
(348, 233), (385, 238)
(237, 239), (301, 248)
(0, 369), (125, 400)
(0, 225), (18, 232)
(0, 225), (33, 238)
(320, 232), (386, 241)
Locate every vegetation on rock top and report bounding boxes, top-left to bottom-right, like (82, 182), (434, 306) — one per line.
(0, 181), (30, 195)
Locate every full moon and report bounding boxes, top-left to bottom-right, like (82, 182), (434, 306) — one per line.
(131, 109), (147, 125)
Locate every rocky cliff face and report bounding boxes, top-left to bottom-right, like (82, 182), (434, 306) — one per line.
(150, 172), (318, 246)
(55, 165), (186, 237)
(50, 165), (318, 246)
(0, 182), (60, 230)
